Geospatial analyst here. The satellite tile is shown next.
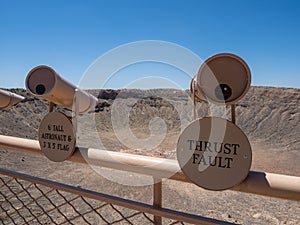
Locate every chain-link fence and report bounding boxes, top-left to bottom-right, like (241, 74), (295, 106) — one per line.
(0, 168), (225, 225)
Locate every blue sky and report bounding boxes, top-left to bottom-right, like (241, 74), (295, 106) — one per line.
(1, 0), (300, 89)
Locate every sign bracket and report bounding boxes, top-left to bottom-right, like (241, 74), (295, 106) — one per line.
(231, 104), (236, 124)
(72, 88), (80, 140)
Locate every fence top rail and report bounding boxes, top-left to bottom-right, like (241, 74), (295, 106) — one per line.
(0, 134), (299, 201)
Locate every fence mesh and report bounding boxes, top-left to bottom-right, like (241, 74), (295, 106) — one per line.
(0, 172), (187, 225)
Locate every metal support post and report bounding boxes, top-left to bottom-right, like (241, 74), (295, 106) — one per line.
(153, 178), (162, 225)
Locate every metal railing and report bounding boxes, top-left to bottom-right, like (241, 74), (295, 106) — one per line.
(0, 134), (300, 225)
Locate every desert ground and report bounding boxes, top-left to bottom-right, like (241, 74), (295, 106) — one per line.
(0, 87), (299, 224)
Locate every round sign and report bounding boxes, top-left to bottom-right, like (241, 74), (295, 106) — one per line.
(194, 53), (251, 105)
(38, 112), (76, 162)
(177, 117), (252, 190)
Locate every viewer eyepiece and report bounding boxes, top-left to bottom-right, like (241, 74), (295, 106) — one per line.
(215, 84), (232, 101)
(35, 84), (46, 95)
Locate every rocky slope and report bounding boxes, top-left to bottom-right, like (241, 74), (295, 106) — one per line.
(1, 87), (299, 151)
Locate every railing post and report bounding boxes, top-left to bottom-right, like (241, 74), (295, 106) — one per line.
(153, 177), (162, 225)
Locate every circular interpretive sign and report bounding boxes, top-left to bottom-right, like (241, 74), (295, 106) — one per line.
(177, 117), (252, 190)
(38, 112), (76, 162)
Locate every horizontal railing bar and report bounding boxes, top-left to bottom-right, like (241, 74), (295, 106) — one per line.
(0, 168), (233, 225)
(0, 134), (299, 201)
